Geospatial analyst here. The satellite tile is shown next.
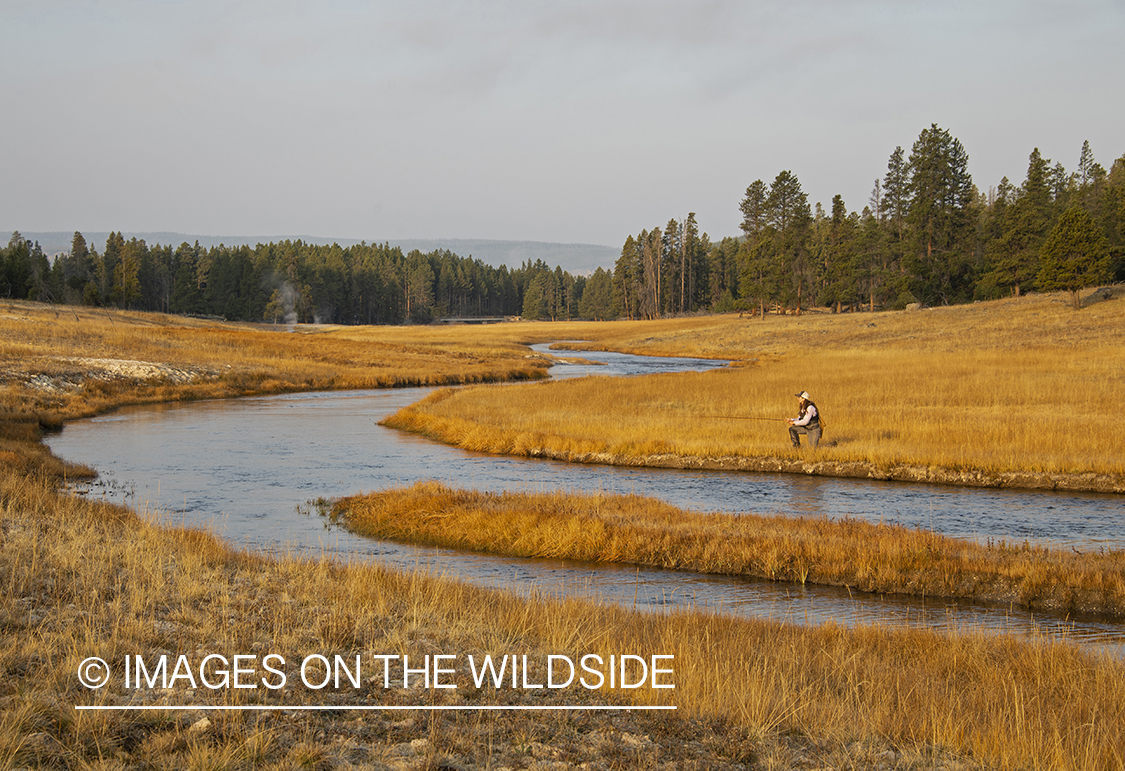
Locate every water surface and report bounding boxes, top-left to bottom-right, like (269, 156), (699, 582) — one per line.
(48, 346), (1125, 651)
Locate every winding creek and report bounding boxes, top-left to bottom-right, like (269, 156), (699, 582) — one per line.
(47, 345), (1125, 651)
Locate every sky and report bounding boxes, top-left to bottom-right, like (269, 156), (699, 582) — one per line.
(3, 0), (1123, 248)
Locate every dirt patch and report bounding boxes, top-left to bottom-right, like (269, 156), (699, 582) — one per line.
(20, 357), (221, 394)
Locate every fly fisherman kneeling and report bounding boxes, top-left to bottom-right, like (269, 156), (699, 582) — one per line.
(788, 391), (821, 448)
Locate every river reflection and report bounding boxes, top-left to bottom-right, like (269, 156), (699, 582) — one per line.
(47, 346), (1125, 652)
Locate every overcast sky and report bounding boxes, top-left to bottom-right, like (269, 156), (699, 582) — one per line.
(3, 0), (1123, 247)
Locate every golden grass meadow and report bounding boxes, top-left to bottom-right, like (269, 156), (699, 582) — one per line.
(382, 292), (1125, 493)
(1, 293), (1124, 769)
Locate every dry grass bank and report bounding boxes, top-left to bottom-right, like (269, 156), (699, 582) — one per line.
(0, 300), (548, 429)
(337, 482), (1125, 616)
(543, 286), (1125, 361)
(5, 471), (1124, 770)
(381, 291), (1125, 492)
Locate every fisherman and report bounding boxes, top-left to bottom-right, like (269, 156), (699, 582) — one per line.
(787, 391), (821, 448)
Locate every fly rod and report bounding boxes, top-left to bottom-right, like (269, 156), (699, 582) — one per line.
(689, 414), (786, 422)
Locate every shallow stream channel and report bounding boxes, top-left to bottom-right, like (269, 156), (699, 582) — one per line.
(48, 344), (1125, 652)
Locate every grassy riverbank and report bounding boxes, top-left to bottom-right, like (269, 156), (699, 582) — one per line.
(5, 471), (1124, 770)
(381, 290), (1125, 493)
(0, 300), (548, 427)
(3, 298), (1124, 768)
(336, 481), (1125, 617)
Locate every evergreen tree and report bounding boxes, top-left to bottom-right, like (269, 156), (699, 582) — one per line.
(976, 177), (1015, 299)
(577, 267), (617, 320)
(403, 250), (435, 323)
(736, 179), (771, 315)
(868, 179), (884, 224)
(682, 212), (704, 313)
(638, 228), (662, 319)
(905, 124), (976, 304)
(766, 170), (813, 313)
(114, 238), (144, 309)
(56, 231), (93, 303)
(555, 265), (571, 320)
(101, 232), (126, 304)
(1037, 207), (1111, 308)
(820, 194), (858, 311)
(521, 270), (551, 320)
(739, 180), (769, 242)
(1104, 154), (1125, 280)
(2, 233), (32, 299)
(1050, 162), (1070, 211)
(26, 241), (53, 302)
(170, 242), (205, 314)
(1075, 140), (1110, 219)
(148, 244), (175, 312)
(706, 236), (741, 308)
(883, 146), (910, 241)
(1078, 140), (1096, 189)
(661, 219), (681, 314)
(980, 149), (1053, 297)
(738, 234), (781, 318)
(855, 207), (886, 311)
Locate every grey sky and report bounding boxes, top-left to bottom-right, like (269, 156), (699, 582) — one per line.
(3, 0), (1123, 247)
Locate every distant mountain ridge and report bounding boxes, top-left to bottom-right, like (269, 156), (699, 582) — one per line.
(13, 232), (620, 275)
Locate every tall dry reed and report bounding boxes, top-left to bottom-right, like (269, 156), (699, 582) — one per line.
(338, 481), (1125, 615)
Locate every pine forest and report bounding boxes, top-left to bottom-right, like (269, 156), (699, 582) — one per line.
(6, 126), (1122, 324)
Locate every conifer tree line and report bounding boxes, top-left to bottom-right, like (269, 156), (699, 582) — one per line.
(1, 233), (587, 324)
(613, 126), (1122, 319)
(4, 125), (1121, 323)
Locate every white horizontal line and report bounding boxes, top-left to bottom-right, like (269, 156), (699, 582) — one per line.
(75, 704), (676, 712)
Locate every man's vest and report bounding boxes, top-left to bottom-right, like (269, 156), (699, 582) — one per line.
(800, 402), (820, 428)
